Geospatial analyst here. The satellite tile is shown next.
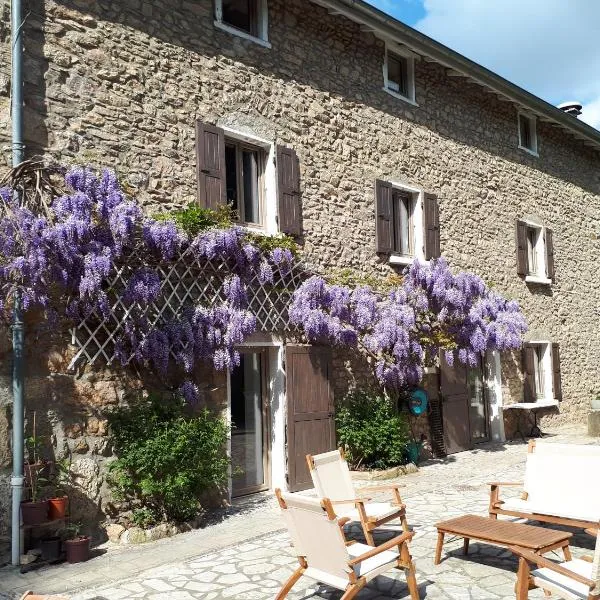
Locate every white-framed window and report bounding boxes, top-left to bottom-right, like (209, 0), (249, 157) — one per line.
(524, 342), (561, 402)
(516, 219), (554, 284)
(383, 44), (416, 105)
(214, 0), (270, 47)
(222, 127), (278, 234)
(518, 111), (538, 155)
(388, 184), (424, 265)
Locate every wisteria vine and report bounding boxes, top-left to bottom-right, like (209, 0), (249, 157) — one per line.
(0, 166), (293, 403)
(289, 259), (527, 391)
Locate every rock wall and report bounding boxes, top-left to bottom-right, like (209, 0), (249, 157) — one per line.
(0, 0), (599, 541)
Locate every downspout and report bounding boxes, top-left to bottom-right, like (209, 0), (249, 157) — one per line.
(10, 0), (25, 567)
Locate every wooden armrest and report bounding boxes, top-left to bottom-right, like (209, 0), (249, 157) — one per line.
(582, 555), (594, 563)
(509, 546), (596, 588)
(330, 497), (372, 505)
(360, 483), (405, 493)
(348, 531), (414, 566)
(338, 517), (351, 527)
(488, 481), (522, 487)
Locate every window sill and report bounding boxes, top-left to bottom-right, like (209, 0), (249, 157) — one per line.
(518, 145), (539, 158)
(213, 21), (272, 48)
(382, 87), (419, 107)
(389, 254), (414, 266)
(525, 274), (552, 285)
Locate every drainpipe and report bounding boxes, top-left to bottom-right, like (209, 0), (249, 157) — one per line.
(10, 0), (25, 567)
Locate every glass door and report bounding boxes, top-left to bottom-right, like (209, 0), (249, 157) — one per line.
(467, 357), (489, 443)
(230, 350), (269, 497)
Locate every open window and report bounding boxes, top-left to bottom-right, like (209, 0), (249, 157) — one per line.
(214, 0), (269, 45)
(518, 112), (538, 155)
(375, 180), (439, 264)
(516, 220), (555, 284)
(523, 342), (562, 402)
(383, 45), (416, 104)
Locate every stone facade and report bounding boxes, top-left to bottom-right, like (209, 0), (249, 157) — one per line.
(1, 0), (599, 545)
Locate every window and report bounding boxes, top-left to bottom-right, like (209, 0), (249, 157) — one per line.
(225, 139), (265, 226)
(516, 220), (555, 284)
(392, 189), (414, 256)
(383, 46), (416, 104)
(518, 112), (538, 155)
(523, 342), (562, 402)
(375, 180), (440, 263)
(214, 0), (269, 45)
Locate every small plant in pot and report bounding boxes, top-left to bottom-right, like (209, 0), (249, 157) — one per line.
(63, 522), (90, 564)
(47, 458), (71, 520)
(21, 462), (49, 526)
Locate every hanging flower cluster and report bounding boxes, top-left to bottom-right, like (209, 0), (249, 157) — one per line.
(0, 167), (294, 403)
(290, 258), (527, 391)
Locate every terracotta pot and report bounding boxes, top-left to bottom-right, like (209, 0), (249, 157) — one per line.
(19, 593), (69, 600)
(64, 536), (90, 563)
(47, 496), (68, 520)
(39, 536), (61, 562)
(21, 500), (49, 525)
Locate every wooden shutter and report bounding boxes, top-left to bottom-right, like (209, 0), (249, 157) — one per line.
(375, 179), (394, 253)
(515, 220), (528, 276)
(522, 344), (536, 402)
(277, 146), (302, 236)
(545, 228), (555, 282)
(552, 343), (562, 401)
(196, 122), (226, 210)
(424, 192), (440, 260)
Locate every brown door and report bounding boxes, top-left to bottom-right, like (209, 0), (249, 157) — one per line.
(286, 345), (335, 492)
(440, 354), (472, 454)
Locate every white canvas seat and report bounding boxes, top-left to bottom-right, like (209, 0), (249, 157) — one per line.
(275, 489), (419, 600)
(489, 444), (600, 530)
(512, 530), (600, 599)
(307, 449), (409, 545)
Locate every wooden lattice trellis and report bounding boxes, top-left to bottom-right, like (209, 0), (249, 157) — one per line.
(68, 246), (311, 371)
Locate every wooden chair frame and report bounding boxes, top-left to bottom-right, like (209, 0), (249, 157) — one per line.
(275, 489), (419, 600)
(307, 448), (409, 546)
(489, 440), (600, 530)
(511, 545), (599, 600)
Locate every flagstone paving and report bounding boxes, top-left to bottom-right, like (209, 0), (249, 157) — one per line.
(1, 428), (597, 599)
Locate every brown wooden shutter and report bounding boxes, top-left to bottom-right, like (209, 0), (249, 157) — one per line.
(545, 228), (555, 282)
(375, 179), (394, 253)
(196, 121), (226, 210)
(516, 220), (528, 276)
(424, 192), (440, 260)
(522, 344), (536, 402)
(552, 343), (562, 401)
(277, 145), (302, 236)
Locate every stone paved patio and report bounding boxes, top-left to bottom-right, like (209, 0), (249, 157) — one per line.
(1, 428), (597, 599)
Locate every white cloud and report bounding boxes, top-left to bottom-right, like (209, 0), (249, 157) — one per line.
(414, 0), (600, 130)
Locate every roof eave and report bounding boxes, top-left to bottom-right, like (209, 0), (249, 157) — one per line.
(312, 0), (600, 151)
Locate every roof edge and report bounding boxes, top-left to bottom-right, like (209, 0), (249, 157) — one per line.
(312, 0), (600, 150)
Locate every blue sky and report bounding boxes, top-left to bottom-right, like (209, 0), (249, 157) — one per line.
(365, 0), (600, 130)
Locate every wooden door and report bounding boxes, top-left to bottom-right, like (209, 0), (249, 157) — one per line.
(286, 345), (335, 492)
(440, 354), (472, 454)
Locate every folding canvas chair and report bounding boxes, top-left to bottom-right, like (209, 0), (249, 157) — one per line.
(275, 489), (419, 600)
(306, 449), (408, 545)
(511, 530), (600, 599)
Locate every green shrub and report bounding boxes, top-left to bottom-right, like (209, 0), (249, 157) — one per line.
(155, 204), (235, 236)
(335, 390), (410, 470)
(107, 394), (229, 523)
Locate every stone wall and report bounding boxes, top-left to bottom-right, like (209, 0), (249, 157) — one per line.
(0, 0), (599, 541)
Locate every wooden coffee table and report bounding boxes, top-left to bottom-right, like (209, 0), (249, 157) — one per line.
(434, 514), (572, 565)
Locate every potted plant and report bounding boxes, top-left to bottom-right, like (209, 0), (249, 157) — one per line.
(47, 457), (70, 520)
(63, 523), (90, 564)
(39, 535), (62, 562)
(21, 461), (49, 526)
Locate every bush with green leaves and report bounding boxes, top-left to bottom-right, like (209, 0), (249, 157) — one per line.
(335, 390), (410, 470)
(107, 394), (229, 523)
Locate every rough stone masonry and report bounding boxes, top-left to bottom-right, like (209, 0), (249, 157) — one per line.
(0, 0), (599, 540)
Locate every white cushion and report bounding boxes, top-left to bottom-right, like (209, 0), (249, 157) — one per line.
(502, 497), (600, 523)
(532, 559), (593, 600)
(348, 542), (399, 581)
(338, 502), (403, 524)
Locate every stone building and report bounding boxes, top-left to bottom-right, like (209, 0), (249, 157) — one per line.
(0, 0), (599, 537)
